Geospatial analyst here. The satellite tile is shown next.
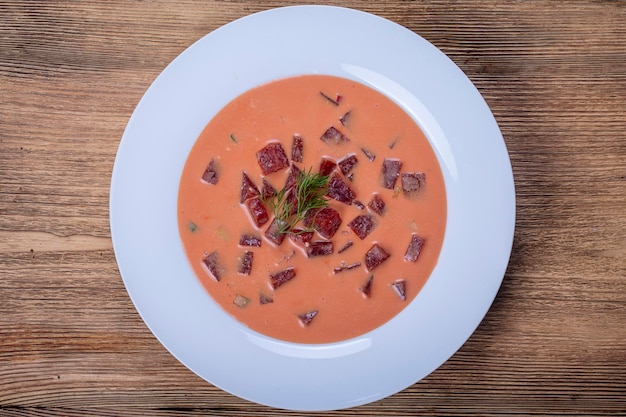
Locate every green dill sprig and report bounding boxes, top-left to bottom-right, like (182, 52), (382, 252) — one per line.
(264, 167), (330, 235)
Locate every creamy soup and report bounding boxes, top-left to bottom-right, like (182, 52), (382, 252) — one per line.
(178, 75), (446, 344)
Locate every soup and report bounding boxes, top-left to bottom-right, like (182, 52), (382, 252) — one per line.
(177, 75), (446, 344)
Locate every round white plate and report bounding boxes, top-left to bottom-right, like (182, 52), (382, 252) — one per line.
(110, 5), (515, 411)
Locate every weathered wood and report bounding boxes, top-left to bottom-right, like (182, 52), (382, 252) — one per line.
(1, 1), (624, 415)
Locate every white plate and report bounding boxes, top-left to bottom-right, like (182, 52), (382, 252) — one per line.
(110, 5), (515, 411)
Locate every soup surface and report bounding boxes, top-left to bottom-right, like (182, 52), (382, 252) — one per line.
(177, 75), (446, 344)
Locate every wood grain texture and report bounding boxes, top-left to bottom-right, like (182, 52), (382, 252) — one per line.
(1, 0), (625, 416)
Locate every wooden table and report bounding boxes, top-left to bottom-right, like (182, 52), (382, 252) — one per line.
(1, 1), (624, 415)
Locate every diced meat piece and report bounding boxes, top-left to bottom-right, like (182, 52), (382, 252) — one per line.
(298, 310), (318, 326)
(338, 154), (358, 175)
(391, 279), (407, 301)
(270, 267), (296, 289)
(333, 262), (361, 273)
(348, 214), (376, 240)
(304, 206), (342, 239)
(320, 126), (350, 144)
(284, 163), (302, 191)
(201, 159), (219, 184)
(259, 294), (274, 305)
(327, 173), (356, 205)
(319, 158), (337, 176)
(337, 240), (353, 254)
(353, 200), (365, 210)
(239, 234), (262, 247)
(265, 218), (287, 246)
(238, 251), (254, 275)
(404, 234), (425, 262)
(291, 134), (304, 162)
(368, 194), (386, 216)
(361, 147), (376, 161)
(240, 172), (260, 203)
(306, 241), (333, 257)
(320, 91), (340, 106)
(364, 244), (390, 271)
(339, 110), (351, 127)
(261, 178), (276, 199)
(233, 294), (250, 308)
(202, 251), (222, 282)
(256, 142), (290, 175)
(401, 172), (426, 192)
(361, 275), (374, 298)
(382, 158), (402, 189)
(289, 229), (314, 246)
(246, 196), (269, 227)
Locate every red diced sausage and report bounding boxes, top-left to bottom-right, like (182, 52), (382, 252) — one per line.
(256, 142), (290, 175)
(238, 251), (254, 275)
(338, 154), (358, 175)
(404, 234), (425, 262)
(361, 275), (374, 298)
(265, 218), (287, 245)
(270, 267), (296, 289)
(319, 158), (337, 176)
(348, 214), (376, 240)
(367, 194), (386, 216)
(392, 279), (407, 301)
(298, 310), (318, 326)
(361, 147), (376, 161)
(304, 206), (342, 239)
(289, 229), (314, 246)
(364, 244), (390, 271)
(401, 172), (426, 192)
(240, 172), (260, 203)
(306, 241), (333, 257)
(339, 110), (351, 127)
(382, 158), (402, 189)
(259, 294), (274, 305)
(284, 163), (301, 191)
(246, 196), (269, 227)
(261, 178), (276, 199)
(327, 173), (356, 205)
(201, 159), (219, 184)
(291, 134), (304, 163)
(320, 126), (350, 144)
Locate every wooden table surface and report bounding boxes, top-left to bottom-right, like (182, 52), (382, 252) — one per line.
(1, 1), (625, 416)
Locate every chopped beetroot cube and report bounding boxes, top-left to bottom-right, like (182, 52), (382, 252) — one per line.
(338, 154), (358, 175)
(368, 194), (386, 216)
(256, 142), (290, 175)
(289, 229), (314, 246)
(201, 159), (219, 184)
(298, 310), (318, 326)
(382, 158), (402, 189)
(337, 240), (353, 254)
(240, 172), (260, 203)
(291, 134), (304, 163)
(239, 234), (262, 247)
(392, 279), (407, 301)
(284, 163), (302, 191)
(238, 251), (254, 275)
(361, 147), (376, 162)
(246, 196), (269, 227)
(401, 172), (426, 192)
(339, 110), (351, 127)
(304, 206), (342, 239)
(319, 158), (337, 176)
(365, 244), (390, 271)
(259, 294), (274, 305)
(361, 275), (374, 298)
(202, 251), (221, 282)
(265, 218), (287, 245)
(320, 126), (350, 144)
(348, 214), (376, 240)
(333, 262), (361, 273)
(261, 178), (276, 199)
(404, 234), (425, 262)
(270, 267), (296, 289)
(327, 173), (356, 205)
(306, 241), (333, 257)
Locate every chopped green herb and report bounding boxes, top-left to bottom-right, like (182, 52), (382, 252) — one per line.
(188, 221), (198, 232)
(230, 133), (238, 143)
